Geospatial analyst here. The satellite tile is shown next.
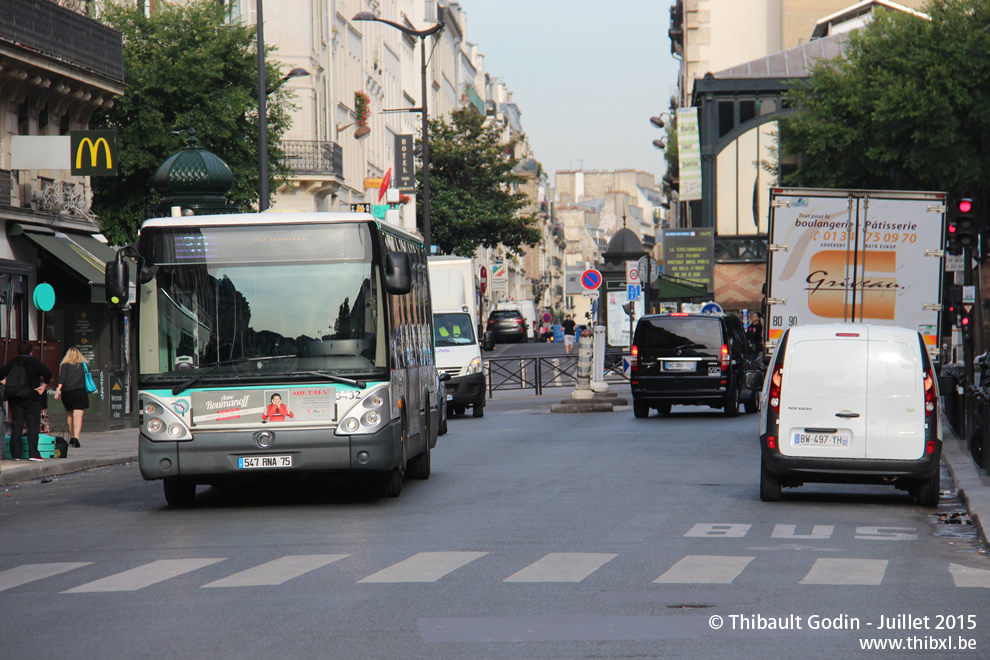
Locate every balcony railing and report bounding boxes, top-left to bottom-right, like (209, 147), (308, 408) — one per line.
(0, 170), (11, 206)
(1, 0), (125, 83)
(715, 234), (769, 263)
(283, 140), (343, 177)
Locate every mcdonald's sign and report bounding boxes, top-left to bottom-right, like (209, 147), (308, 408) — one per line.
(70, 130), (117, 176)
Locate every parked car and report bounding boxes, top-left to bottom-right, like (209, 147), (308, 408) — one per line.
(753, 323), (941, 506)
(487, 309), (528, 343)
(629, 312), (760, 418)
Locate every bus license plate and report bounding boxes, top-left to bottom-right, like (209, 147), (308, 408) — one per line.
(792, 433), (850, 447)
(238, 455), (292, 469)
(664, 361), (694, 371)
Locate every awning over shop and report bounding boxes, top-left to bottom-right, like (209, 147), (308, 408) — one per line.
(652, 274), (708, 301)
(17, 228), (116, 303)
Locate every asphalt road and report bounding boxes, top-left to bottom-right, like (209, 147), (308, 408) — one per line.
(1, 390), (988, 659)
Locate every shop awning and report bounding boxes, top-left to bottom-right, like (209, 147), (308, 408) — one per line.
(18, 229), (116, 303)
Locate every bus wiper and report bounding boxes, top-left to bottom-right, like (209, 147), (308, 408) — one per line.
(171, 355), (297, 395)
(293, 371), (366, 389)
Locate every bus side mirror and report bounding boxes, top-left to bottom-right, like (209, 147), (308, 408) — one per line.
(105, 254), (130, 309)
(385, 251), (412, 294)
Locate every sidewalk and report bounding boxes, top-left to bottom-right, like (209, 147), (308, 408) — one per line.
(0, 427), (137, 486)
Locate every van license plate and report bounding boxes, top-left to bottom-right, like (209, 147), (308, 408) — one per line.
(664, 361), (694, 371)
(791, 433), (850, 447)
(238, 455), (292, 469)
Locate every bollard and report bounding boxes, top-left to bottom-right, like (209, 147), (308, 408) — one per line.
(571, 334), (594, 400)
(591, 325), (608, 392)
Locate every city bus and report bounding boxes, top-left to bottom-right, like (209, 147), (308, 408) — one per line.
(105, 212), (444, 506)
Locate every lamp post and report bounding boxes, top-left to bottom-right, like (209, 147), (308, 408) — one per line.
(353, 11), (444, 254)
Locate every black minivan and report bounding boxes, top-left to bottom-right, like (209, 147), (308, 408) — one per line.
(629, 312), (760, 418)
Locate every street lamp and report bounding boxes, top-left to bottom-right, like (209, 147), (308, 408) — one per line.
(353, 10), (444, 254)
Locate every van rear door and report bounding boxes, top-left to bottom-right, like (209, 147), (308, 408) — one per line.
(778, 329), (868, 459)
(865, 333), (925, 459)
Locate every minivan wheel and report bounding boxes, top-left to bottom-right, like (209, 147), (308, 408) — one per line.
(916, 473), (940, 508)
(723, 385), (739, 417)
(760, 462), (782, 502)
(633, 400), (650, 418)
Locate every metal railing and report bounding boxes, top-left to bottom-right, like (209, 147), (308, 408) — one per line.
(283, 140), (343, 177)
(485, 354), (629, 397)
(941, 365), (988, 471)
(1, 0), (124, 83)
(0, 170), (11, 206)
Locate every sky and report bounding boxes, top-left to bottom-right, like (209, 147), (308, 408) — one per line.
(461, 0), (681, 188)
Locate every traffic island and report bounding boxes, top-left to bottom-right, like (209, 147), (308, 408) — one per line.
(550, 334), (624, 413)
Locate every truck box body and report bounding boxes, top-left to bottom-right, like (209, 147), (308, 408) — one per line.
(428, 256), (485, 415)
(765, 188), (945, 363)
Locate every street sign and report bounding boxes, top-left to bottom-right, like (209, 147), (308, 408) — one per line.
(637, 256), (660, 283)
(542, 312), (552, 324)
(350, 203), (372, 213)
(627, 284), (642, 301)
(964, 285), (976, 304)
(583, 290), (600, 300)
(581, 269), (602, 290)
(701, 302), (723, 314)
(479, 265), (488, 294)
(626, 260), (641, 285)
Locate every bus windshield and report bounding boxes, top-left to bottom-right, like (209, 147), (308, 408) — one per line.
(137, 223), (386, 385)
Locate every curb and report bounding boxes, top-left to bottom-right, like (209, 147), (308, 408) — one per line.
(941, 427), (990, 549)
(0, 454), (138, 487)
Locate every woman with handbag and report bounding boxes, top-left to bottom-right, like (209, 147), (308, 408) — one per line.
(53, 348), (93, 448)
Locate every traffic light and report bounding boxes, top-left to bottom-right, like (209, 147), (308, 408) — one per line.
(960, 304), (975, 342)
(946, 286), (963, 328)
(105, 252), (129, 309)
(947, 197), (977, 254)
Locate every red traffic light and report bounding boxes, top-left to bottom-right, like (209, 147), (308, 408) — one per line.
(948, 224), (957, 234)
(961, 316), (970, 326)
(958, 199), (973, 214)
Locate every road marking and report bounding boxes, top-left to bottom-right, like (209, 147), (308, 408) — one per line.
(504, 553), (617, 582)
(799, 558), (887, 585)
(62, 558), (224, 593)
(358, 552), (487, 583)
(772, 525), (834, 539)
(949, 563), (990, 588)
(653, 555), (754, 584)
(201, 554), (350, 588)
(0, 563), (92, 592)
(684, 523), (751, 538)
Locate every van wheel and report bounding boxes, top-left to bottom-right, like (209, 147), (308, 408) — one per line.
(633, 400), (650, 418)
(760, 462), (782, 502)
(163, 479), (196, 507)
(473, 403), (485, 418)
(723, 385), (739, 417)
(916, 473), (940, 507)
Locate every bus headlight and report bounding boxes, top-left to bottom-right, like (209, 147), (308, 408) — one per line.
(140, 396), (193, 442)
(335, 386), (390, 436)
(466, 357), (482, 375)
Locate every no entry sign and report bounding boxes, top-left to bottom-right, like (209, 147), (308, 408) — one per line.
(581, 269), (602, 290)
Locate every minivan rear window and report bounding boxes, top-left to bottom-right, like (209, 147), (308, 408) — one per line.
(634, 317), (722, 350)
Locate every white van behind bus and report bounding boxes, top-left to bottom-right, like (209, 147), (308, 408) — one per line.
(755, 323), (942, 506)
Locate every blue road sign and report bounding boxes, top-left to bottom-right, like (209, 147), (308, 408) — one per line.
(581, 269), (602, 290)
(701, 302), (723, 314)
(627, 284), (642, 301)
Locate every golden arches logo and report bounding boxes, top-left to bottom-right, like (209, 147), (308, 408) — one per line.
(75, 137), (113, 170)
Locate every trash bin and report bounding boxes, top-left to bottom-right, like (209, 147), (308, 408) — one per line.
(552, 324), (564, 343)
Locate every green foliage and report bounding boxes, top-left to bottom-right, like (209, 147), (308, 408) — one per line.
(91, 0), (294, 244)
(419, 108), (541, 257)
(779, 0), (990, 194)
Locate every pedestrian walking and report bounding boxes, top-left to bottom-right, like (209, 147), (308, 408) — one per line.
(1, 341), (53, 461)
(562, 314), (577, 355)
(746, 312), (764, 353)
(53, 347), (90, 448)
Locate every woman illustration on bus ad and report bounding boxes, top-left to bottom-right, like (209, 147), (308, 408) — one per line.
(262, 393), (294, 422)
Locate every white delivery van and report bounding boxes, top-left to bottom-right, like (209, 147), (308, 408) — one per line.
(495, 301), (538, 341)
(756, 323), (941, 506)
(429, 256), (488, 418)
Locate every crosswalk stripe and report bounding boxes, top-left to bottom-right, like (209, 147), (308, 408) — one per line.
(653, 555), (754, 584)
(358, 552), (487, 583)
(62, 558), (225, 593)
(800, 558), (888, 585)
(0, 563), (92, 592)
(504, 553), (617, 583)
(949, 563), (990, 588)
(201, 554), (350, 588)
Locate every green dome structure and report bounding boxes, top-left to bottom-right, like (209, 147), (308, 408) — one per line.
(150, 128), (240, 217)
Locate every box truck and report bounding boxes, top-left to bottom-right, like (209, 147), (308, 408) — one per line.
(764, 188), (946, 364)
(429, 256), (488, 418)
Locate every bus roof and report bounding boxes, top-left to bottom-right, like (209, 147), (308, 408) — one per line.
(140, 212), (425, 246)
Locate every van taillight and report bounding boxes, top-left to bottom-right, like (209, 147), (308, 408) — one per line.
(631, 345), (639, 373)
(769, 363), (783, 413)
(766, 435), (776, 450)
(926, 440), (936, 454)
(923, 369), (936, 418)
(720, 344), (730, 371)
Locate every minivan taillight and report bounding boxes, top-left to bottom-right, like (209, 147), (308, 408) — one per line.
(720, 344), (730, 371)
(631, 344), (639, 374)
(769, 363), (783, 413)
(923, 369), (936, 418)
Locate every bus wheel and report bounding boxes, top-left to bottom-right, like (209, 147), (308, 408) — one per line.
(406, 444), (431, 480)
(163, 479), (196, 507)
(379, 468), (402, 498)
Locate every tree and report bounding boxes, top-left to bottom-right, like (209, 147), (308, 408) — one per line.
(419, 108), (541, 257)
(778, 0), (990, 194)
(91, 0), (294, 244)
